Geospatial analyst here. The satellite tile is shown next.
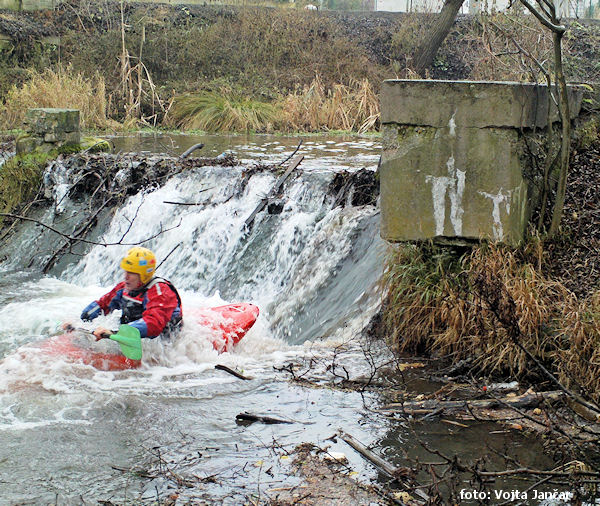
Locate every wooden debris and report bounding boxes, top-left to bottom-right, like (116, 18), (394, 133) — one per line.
(380, 390), (566, 416)
(235, 412), (294, 424)
(215, 364), (252, 380)
(179, 142), (204, 159)
(338, 430), (430, 503)
(244, 154), (304, 230)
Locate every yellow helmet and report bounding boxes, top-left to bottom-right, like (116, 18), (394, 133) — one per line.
(120, 247), (157, 285)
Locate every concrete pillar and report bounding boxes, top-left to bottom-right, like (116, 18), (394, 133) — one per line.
(380, 80), (584, 245)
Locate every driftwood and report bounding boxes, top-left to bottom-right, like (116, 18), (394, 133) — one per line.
(380, 390), (566, 416)
(215, 364), (252, 380)
(235, 412), (293, 424)
(179, 142), (204, 159)
(244, 154), (304, 230)
(339, 431), (429, 503)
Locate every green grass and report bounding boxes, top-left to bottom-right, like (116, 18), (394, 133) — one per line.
(169, 92), (279, 133)
(0, 151), (51, 225)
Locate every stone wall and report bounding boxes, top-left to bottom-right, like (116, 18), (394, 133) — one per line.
(380, 80), (584, 245)
(16, 108), (80, 155)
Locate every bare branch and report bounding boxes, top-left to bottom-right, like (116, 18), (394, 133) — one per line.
(0, 213), (182, 247)
(519, 0), (566, 33)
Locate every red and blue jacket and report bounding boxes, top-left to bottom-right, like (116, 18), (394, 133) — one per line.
(81, 278), (182, 338)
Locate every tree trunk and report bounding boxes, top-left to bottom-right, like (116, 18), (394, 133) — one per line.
(412, 0), (466, 76)
(549, 30), (570, 237)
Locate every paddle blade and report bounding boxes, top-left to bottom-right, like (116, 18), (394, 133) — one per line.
(109, 325), (142, 361)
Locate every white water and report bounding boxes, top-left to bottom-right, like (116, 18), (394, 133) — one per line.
(0, 136), (389, 503)
(0, 135), (558, 504)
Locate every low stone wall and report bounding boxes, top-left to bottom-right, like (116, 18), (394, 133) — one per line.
(380, 80), (584, 245)
(16, 108), (80, 155)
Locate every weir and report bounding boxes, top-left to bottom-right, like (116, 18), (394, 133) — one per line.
(379, 79), (584, 245)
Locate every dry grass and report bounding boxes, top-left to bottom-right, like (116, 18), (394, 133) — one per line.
(276, 75), (379, 133)
(0, 66), (116, 130)
(167, 76), (380, 133)
(382, 241), (600, 402)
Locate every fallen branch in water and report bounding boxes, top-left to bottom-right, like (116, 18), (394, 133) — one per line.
(0, 212), (182, 247)
(236, 412), (294, 424)
(244, 154), (304, 230)
(338, 430), (430, 503)
(215, 364), (252, 380)
(379, 390), (565, 416)
(179, 142), (204, 159)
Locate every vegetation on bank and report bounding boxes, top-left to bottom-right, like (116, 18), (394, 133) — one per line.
(382, 240), (600, 405)
(0, 151), (50, 226)
(0, 67), (117, 130)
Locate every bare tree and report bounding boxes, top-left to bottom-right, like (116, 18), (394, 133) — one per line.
(411, 0), (466, 76)
(517, 0), (570, 236)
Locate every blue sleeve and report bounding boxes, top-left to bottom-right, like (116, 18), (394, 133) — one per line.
(81, 301), (102, 322)
(128, 319), (149, 338)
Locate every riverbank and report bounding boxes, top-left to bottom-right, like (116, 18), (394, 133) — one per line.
(1, 2), (599, 132)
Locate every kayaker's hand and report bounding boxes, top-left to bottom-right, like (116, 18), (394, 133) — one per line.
(61, 322), (75, 332)
(93, 327), (112, 341)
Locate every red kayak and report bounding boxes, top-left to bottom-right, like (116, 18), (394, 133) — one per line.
(39, 303), (259, 371)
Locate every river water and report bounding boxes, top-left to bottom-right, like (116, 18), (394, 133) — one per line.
(0, 133), (559, 504)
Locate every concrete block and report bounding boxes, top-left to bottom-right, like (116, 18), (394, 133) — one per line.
(25, 108), (80, 135)
(381, 80), (584, 129)
(21, 108), (80, 154)
(381, 124), (529, 244)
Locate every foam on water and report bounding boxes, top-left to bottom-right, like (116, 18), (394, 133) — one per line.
(0, 139), (385, 503)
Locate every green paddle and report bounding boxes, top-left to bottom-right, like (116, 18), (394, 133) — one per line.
(109, 325), (143, 361)
(63, 323), (142, 361)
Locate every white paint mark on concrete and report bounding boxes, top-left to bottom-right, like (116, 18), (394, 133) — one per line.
(478, 189), (512, 240)
(425, 175), (451, 235)
(425, 155), (466, 236)
(448, 113), (456, 137)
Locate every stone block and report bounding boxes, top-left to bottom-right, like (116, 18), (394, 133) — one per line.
(15, 135), (38, 155)
(25, 108), (80, 135)
(20, 108), (81, 154)
(381, 80), (584, 129)
(381, 124), (529, 244)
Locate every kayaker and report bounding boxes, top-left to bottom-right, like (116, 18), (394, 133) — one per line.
(79, 247), (183, 340)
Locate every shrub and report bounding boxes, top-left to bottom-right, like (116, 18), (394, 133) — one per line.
(0, 151), (50, 226)
(381, 241), (592, 391)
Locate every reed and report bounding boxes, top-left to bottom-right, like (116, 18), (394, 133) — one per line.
(277, 75), (379, 133)
(168, 91), (278, 133)
(0, 66), (114, 130)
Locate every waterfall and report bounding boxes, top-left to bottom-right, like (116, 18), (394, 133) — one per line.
(2, 146), (383, 346)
